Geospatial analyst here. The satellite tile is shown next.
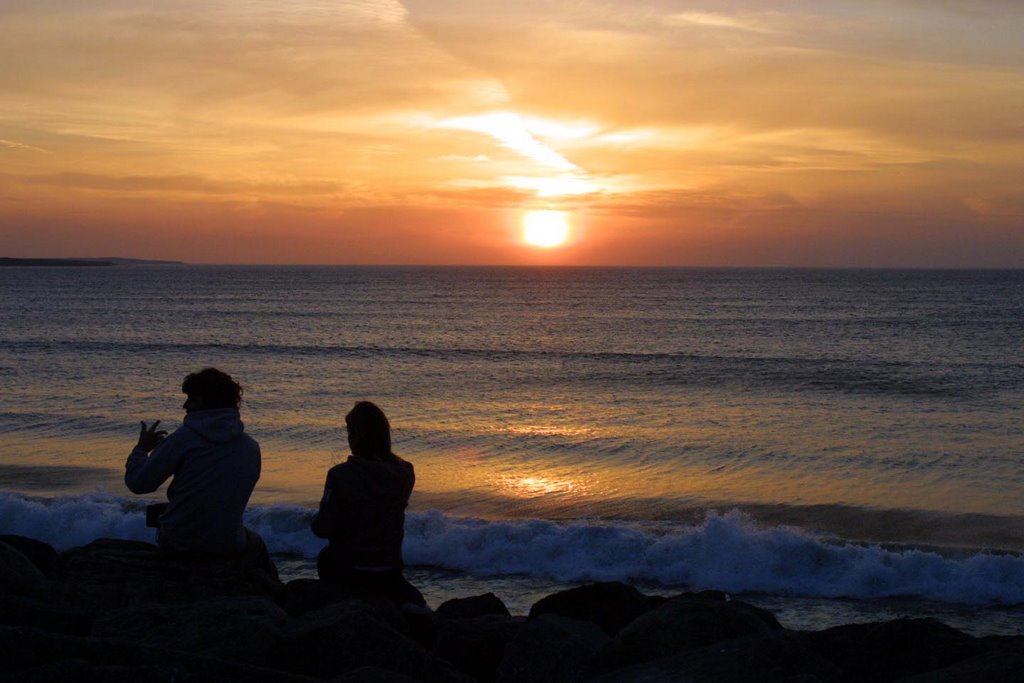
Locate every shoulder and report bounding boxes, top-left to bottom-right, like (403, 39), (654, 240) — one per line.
(325, 460), (354, 481)
(391, 454), (414, 475)
(153, 424), (198, 453)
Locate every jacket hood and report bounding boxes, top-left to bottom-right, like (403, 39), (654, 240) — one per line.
(183, 408), (245, 443)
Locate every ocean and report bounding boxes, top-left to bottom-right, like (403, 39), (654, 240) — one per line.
(1, 265), (1022, 635)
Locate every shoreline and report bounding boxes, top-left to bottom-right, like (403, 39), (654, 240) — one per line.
(2, 489), (1023, 625)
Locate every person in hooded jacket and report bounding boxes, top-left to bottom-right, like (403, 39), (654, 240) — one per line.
(125, 367), (275, 576)
(311, 401), (425, 607)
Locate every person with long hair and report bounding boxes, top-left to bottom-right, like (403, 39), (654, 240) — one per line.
(311, 401), (424, 606)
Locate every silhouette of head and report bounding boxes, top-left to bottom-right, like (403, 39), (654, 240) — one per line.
(346, 401), (392, 459)
(181, 368), (242, 412)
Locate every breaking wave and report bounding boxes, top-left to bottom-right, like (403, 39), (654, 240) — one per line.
(1, 491), (1021, 606)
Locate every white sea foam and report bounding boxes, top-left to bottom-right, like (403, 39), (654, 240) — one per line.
(2, 492), (1022, 606)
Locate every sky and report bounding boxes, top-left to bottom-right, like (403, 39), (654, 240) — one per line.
(1, 0), (1022, 266)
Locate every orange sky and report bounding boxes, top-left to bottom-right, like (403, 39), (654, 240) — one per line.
(1, 1), (1022, 266)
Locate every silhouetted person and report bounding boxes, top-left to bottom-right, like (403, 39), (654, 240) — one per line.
(312, 401), (425, 607)
(126, 368), (275, 577)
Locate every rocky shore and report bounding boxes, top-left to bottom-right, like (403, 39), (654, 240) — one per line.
(1, 535), (1022, 682)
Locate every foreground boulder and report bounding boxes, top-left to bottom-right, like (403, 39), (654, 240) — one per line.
(61, 538), (281, 609)
(527, 581), (657, 636)
(589, 630), (843, 683)
(808, 618), (987, 682)
(432, 613), (522, 682)
(0, 625), (317, 683)
(92, 595), (291, 667)
(0, 539), (47, 596)
(0, 535), (63, 578)
(497, 614), (609, 683)
(437, 593), (511, 619)
(595, 593), (783, 671)
(269, 599), (470, 681)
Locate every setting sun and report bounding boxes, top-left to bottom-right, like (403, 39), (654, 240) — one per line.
(522, 210), (571, 248)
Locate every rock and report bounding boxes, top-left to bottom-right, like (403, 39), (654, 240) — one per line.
(527, 582), (655, 636)
(899, 649), (1024, 682)
(902, 635), (1024, 682)
(4, 535), (1019, 683)
(589, 630), (844, 683)
(0, 536), (63, 578)
(401, 602), (439, 650)
(0, 540), (47, 596)
(436, 593), (511, 619)
(433, 613), (522, 683)
(61, 538), (282, 610)
(269, 599), (469, 682)
(8, 659), (194, 683)
(808, 618), (985, 682)
(278, 578), (436, 648)
(92, 595), (291, 667)
(336, 666), (427, 682)
(278, 577), (396, 617)
(0, 592), (91, 636)
(595, 594), (783, 670)
(496, 614), (609, 683)
(0, 625), (318, 682)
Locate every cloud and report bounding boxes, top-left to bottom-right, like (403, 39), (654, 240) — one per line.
(3, 172), (343, 197)
(664, 12), (776, 33)
(437, 112), (581, 172)
(0, 139), (49, 154)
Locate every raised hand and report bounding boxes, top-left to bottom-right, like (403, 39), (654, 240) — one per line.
(136, 420), (168, 453)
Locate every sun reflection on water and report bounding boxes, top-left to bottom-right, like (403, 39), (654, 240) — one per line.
(500, 424), (594, 438)
(497, 474), (585, 499)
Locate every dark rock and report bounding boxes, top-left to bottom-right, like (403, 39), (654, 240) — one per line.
(0, 540), (47, 596)
(527, 582), (655, 636)
(61, 538), (282, 610)
(595, 594), (783, 670)
(270, 599), (469, 682)
(401, 602), (439, 650)
(433, 613), (523, 683)
(92, 595), (291, 666)
(278, 578), (435, 648)
(496, 614), (609, 683)
(0, 625), (317, 682)
(436, 593), (511, 619)
(0, 536), (63, 578)
(808, 618), (985, 682)
(589, 630), (844, 683)
(898, 649), (1024, 682)
(8, 659), (192, 683)
(278, 577), (396, 617)
(335, 666), (426, 682)
(0, 592), (91, 636)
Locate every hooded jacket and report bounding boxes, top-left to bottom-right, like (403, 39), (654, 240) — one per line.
(125, 408), (260, 555)
(311, 454), (414, 569)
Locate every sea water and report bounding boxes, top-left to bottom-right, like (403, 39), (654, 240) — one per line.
(1, 265), (1021, 634)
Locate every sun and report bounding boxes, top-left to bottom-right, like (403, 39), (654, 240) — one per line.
(522, 210), (571, 248)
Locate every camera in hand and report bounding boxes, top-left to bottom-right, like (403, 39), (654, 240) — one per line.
(145, 503), (168, 528)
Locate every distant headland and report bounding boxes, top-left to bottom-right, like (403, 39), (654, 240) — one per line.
(0, 257), (184, 267)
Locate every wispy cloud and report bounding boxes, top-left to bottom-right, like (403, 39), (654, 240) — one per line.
(4, 172), (342, 196)
(665, 11), (776, 33)
(437, 112), (581, 172)
(0, 139), (50, 154)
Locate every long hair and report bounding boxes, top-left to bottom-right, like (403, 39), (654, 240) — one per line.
(345, 401), (393, 459)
